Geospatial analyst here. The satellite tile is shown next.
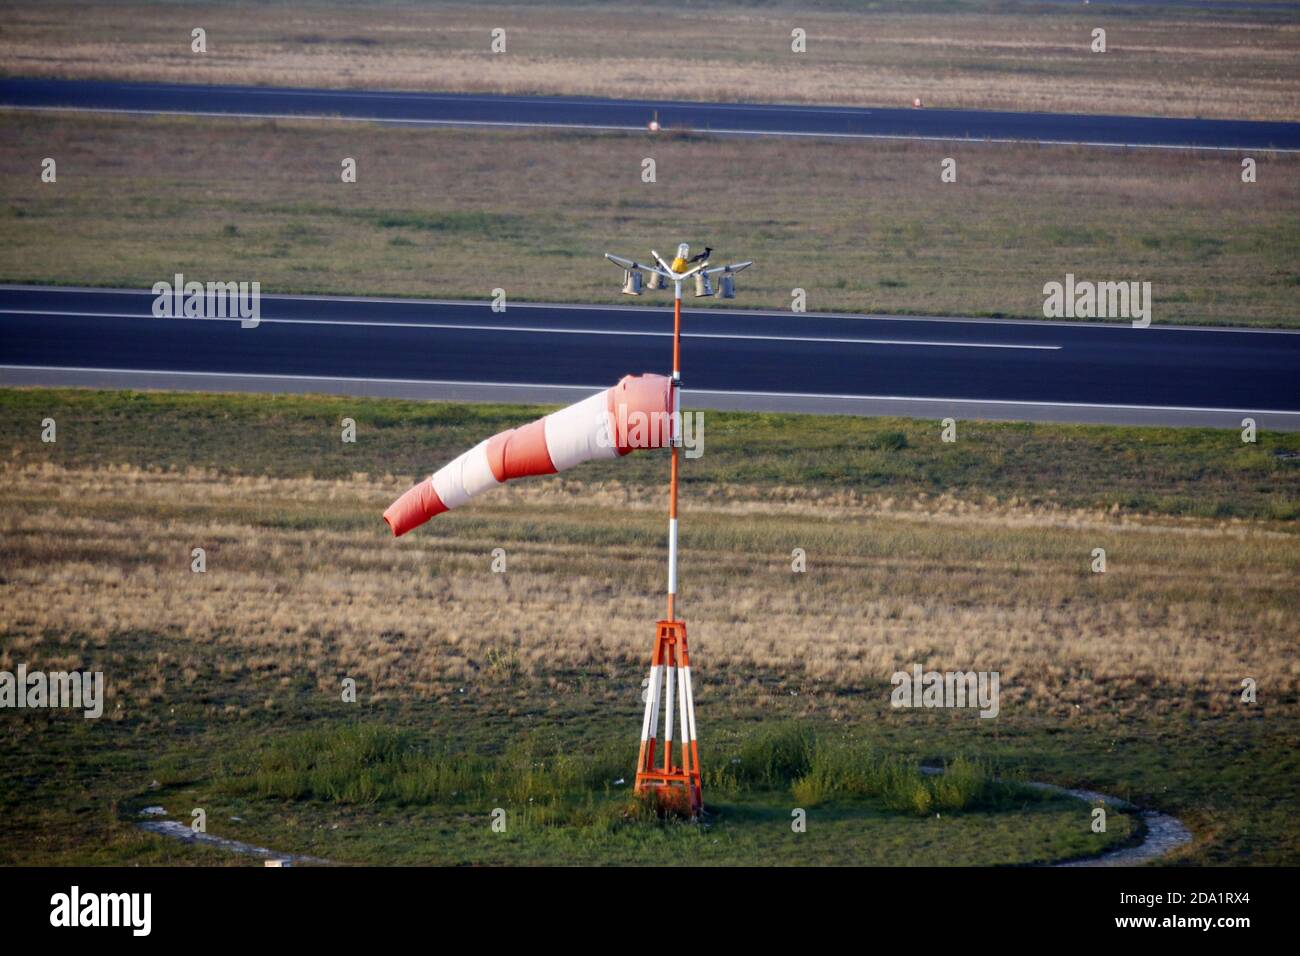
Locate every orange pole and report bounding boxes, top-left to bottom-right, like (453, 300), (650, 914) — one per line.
(668, 292), (681, 621)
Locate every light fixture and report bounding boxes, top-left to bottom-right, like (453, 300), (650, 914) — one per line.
(646, 270), (666, 291)
(622, 268), (643, 296)
(694, 272), (714, 297)
(720, 271), (736, 299)
(672, 243), (690, 273)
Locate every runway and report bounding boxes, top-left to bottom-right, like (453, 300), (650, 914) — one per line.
(2, 77), (1297, 152)
(2, 285), (1296, 429)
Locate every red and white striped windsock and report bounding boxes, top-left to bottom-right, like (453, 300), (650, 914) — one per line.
(384, 373), (674, 536)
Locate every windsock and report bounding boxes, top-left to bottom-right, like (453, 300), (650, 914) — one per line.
(384, 373), (674, 536)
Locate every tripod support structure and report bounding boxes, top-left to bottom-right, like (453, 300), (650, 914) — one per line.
(634, 619), (701, 816)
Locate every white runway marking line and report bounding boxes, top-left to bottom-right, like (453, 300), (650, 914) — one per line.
(687, 385), (1300, 417)
(0, 365), (609, 390)
(5, 285), (1297, 334)
(4, 365), (1298, 418)
(0, 309), (1063, 351)
(3, 105), (1292, 154)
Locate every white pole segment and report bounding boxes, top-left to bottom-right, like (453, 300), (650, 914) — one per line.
(672, 376), (682, 445)
(647, 665), (663, 748)
(667, 518), (678, 597)
(683, 666), (697, 742)
(639, 664), (658, 742)
(664, 664), (676, 746)
(677, 664), (690, 760)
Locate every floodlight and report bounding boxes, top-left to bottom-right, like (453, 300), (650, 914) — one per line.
(622, 269), (643, 296)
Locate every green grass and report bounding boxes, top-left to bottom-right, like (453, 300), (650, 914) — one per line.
(215, 724), (630, 810)
(1, 705), (1141, 866)
(212, 721), (1028, 819)
(4, 387), (1298, 520)
(1, 386), (1295, 866)
(10, 652), (1292, 864)
(2, 112), (1296, 328)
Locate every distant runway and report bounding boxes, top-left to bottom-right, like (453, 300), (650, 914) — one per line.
(2, 78), (1297, 152)
(2, 286), (1297, 429)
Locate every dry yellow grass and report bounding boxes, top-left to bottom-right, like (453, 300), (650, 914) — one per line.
(1, 2), (1297, 120)
(3, 461), (1295, 723)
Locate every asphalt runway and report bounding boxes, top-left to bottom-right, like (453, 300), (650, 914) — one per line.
(2, 285), (1297, 429)
(3, 77), (1297, 151)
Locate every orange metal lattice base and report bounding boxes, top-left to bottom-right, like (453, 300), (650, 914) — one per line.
(634, 620), (702, 817)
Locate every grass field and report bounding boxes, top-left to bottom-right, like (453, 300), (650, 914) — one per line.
(3, 0), (1296, 870)
(3, 111), (1297, 327)
(1, 1), (1297, 120)
(1, 387), (1296, 865)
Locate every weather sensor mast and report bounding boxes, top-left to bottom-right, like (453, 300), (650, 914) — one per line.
(604, 243), (754, 816)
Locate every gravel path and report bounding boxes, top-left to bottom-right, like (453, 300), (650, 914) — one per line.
(139, 819), (331, 866)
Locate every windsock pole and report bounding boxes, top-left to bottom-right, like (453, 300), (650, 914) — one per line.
(667, 285), (681, 621)
(634, 277), (701, 815)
